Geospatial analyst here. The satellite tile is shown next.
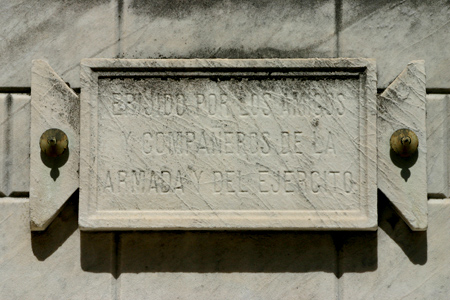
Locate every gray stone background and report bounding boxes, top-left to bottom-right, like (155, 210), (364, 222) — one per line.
(1, 0), (449, 299)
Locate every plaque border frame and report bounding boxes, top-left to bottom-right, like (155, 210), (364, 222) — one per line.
(79, 58), (377, 231)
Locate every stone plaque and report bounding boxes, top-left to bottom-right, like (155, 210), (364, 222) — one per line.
(79, 59), (377, 230)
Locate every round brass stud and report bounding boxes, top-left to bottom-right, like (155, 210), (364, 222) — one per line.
(390, 128), (418, 158)
(40, 128), (68, 157)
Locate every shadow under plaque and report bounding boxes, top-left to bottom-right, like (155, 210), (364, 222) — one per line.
(377, 190), (427, 265)
(31, 190), (79, 260)
(333, 230), (378, 278)
(81, 229), (379, 277)
(82, 230), (339, 275)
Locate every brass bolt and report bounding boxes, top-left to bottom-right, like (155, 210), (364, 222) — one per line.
(40, 128), (68, 157)
(390, 128), (418, 158)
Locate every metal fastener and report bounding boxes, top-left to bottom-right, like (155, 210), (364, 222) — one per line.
(390, 128), (418, 158)
(40, 128), (68, 157)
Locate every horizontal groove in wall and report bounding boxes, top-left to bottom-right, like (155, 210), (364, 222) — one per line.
(428, 193), (448, 199)
(426, 88), (450, 94)
(1, 88), (449, 95)
(0, 87), (31, 94)
(0, 192), (29, 198)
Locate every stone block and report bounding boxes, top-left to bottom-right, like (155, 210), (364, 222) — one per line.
(117, 231), (337, 299)
(0, 197), (114, 299)
(427, 94), (450, 198)
(340, 0), (450, 89)
(121, 0), (336, 59)
(0, 0), (117, 88)
(339, 196), (450, 299)
(0, 94), (30, 196)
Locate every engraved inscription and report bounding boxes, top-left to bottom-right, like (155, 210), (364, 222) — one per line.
(102, 169), (354, 195)
(110, 90), (347, 117)
(96, 77), (360, 212)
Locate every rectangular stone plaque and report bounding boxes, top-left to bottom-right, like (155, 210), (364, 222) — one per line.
(79, 59), (377, 230)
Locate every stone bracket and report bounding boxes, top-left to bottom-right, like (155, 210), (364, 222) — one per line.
(30, 60), (80, 231)
(377, 61), (428, 231)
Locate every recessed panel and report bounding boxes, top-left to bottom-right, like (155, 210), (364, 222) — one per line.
(80, 59), (377, 230)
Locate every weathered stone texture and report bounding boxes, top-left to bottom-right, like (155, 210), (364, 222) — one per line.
(121, 0), (336, 59)
(340, 198), (450, 299)
(377, 61), (427, 230)
(2, 0), (450, 89)
(0, 94), (30, 197)
(117, 231), (338, 299)
(0, 197), (114, 299)
(427, 94), (450, 198)
(0, 0), (117, 88)
(1, 1), (450, 298)
(341, 0), (450, 89)
(79, 58), (377, 230)
(30, 60), (80, 231)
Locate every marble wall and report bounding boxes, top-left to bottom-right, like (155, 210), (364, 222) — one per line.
(1, 0), (449, 299)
